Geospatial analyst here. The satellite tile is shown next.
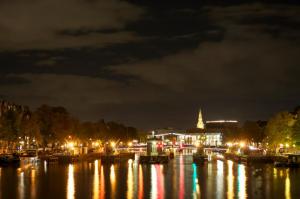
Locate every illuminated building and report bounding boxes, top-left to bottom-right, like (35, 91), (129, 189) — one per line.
(197, 109), (205, 129)
(203, 133), (222, 146)
(205, 120), (238, 133)
(149, 112), (238, 147)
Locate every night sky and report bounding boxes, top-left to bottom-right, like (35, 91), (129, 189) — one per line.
(0, 0), (300, 129)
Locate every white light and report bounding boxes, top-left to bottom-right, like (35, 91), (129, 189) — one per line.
(206, 120), (238, 123)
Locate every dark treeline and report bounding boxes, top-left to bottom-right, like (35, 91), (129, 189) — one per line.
(222, 106), (300, 149)
(0, 100), (138, 147)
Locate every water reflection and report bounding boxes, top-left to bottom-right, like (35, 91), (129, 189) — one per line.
(179, 156), (184, 199)
(192, 164), (200, 199)
(18, 171), (25, 199)
(44, 160), (47, 173)
(273, 168), (277, 178)
(100, 166), (105, 199)
(216, 160), (224, 199)
(2, 155), (300, 199)
(150, 164), (165, 199)
(0, 167), (1, 197)
(138, 165), (143, 199)
(31, 168), (36, 199)
(207, 162), (213, 198)
(110, 165), (116, 199)
(227, 160), (234, 199)
(156, 165), (164, 199)
(280, 170), (284, 178)
(67, 164), (75, 199)
(93, 160), (99, 199)
(285, 169), (291, 199)
(237, 164), (247, 198)
(151, 165), (157, 199)
(127, 160), (133, 199)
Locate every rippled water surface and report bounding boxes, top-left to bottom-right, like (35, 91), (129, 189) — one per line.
(0, 155), (299, 199)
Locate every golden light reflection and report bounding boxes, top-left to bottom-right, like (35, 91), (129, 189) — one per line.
(93, 160), (99, 199)
(18, 171), (25, 199)
(127, 160), (133, 199)
(207, 162), (213, 198)
(217, 160), (224, 199)
(237, 164), (247, 199)
(285, 169), (291, 199)
(227, 160), (234, 199)
(44, 160), (47, 173)
(151, 165), (157, 199)
(67, 164), (75, 199)
(110, 165), (116, 199)
(31, 169), (36, 199)
(100, 166), (105, 199)
(273, 168), (277, 178)
(280, 170), (284, 178)
(138, 165), (144, 199)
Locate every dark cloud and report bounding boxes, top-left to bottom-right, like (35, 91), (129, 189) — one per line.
(0, 1), (300, 128)
(0, 75), (30, 85)
(0, 0), (143, 50)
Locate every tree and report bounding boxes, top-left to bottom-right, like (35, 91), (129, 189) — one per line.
(264, 111), (295, 149)
(242, 121), (265, 144)
(35, 105), (73, 146)
(20, 112), (42, 147)
(0, 110), (20, 140)
(292, 110), (300, 147)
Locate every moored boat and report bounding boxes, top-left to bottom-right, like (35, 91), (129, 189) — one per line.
(0, 153), (21, 165)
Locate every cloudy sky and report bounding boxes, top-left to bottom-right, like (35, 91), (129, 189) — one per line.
(0, 0), (300, 128)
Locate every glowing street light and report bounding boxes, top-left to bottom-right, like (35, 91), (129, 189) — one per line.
(240, 142), (245, 148)
(67, 142), (74, 149)
(111, 141), (116, 148)
(226, 142), (233, 147)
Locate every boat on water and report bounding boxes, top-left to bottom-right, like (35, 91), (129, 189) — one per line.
(19, 149), (38, 158)
(46, 155), (59, 164)
(0, 153), (21, 165)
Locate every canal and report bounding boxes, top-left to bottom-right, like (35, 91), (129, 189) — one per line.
(0, 155), (299, 199)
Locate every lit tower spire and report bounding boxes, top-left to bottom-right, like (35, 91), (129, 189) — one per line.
(197, 109), (205, 129)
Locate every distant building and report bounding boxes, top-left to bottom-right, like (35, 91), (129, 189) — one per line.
(197, 109), (205, 129)
(148, 111), (238, 147)
(205, 120), (239, 143)
(203, 132), (222, 146)
(205, 120), (239, 132)
(0, 100), (30, 118)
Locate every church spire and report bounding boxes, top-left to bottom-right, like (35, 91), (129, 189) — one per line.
(197, 109), (205, 129)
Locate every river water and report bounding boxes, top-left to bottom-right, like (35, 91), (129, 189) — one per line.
(0, 155), (299, 199)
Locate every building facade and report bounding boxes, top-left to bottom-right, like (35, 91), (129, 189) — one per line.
(148, 111), (238, 147)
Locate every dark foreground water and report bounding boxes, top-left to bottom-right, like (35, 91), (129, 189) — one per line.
(0, 155), (299, 199)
